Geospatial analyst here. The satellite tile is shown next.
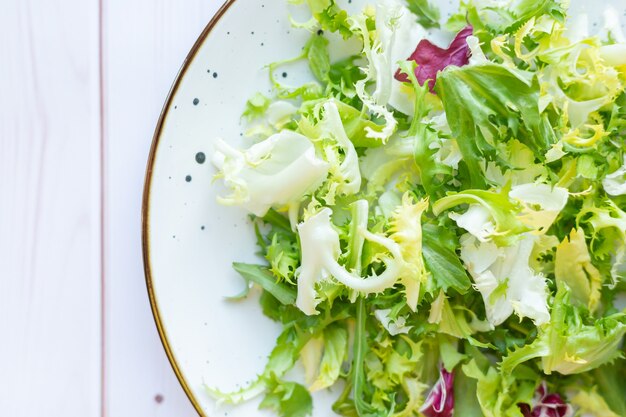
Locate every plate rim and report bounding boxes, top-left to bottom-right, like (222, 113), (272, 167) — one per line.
(141, 1), (235, 415)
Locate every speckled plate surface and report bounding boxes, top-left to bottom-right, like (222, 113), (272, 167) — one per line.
(142, 1), (626, 416)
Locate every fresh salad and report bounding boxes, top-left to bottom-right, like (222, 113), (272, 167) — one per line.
(209, 0), (626, 415)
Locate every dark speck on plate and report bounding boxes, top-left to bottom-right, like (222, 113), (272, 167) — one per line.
(154, 394), (164, 404)
(195, 152), (206, 164)
(251, 31), (254, 35)
(261, 42), (264, 46)
(185, 175), (192, 182)
(282, 72), (288, 78)
(213, 72), (218, 79)
(317, 29), (324, 36)
(193, 98), (199, 105)
(201, 226), (205, 230)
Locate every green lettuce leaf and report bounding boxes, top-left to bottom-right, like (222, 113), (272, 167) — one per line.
(260, 375), (313, 417)
(501, 287), (626, 375)
(437, 64), (551, 188)
(422, 224), (472, 294)
(462, 358), (536, 417)
(406, 0), (440, 29)
(309, 324), (349, 391)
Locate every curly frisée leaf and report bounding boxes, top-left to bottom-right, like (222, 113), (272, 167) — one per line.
(433, 188), (530, 246)
(460, 233), (550, 326)
(295, 206), (404, 315)
(554, 229), (602, 312)
(209, 0), (626, 415)
(389, 192), (429, 310)
(212, 130), (330, 216)
(501, 287), (626, 376)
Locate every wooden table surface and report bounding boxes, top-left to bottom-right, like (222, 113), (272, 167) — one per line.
(1, 1), (223, 415)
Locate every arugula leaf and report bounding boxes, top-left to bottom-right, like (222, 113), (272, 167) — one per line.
(352, 298), (379, 416)
(232, 263), (297, 305)
(405, 0), (440, 29)
(422, 224), (472, 294)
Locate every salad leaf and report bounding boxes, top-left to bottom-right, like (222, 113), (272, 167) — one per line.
(519, 382), (573, 417)
(209, 1), (626, 416)
(232, 263), (297, 305)
(242, 93), (272, 120)
(462, 358), (536, 417)
(295, 206), (404, 315)
(405, 0), (440, 29)
(389, 192), (429, 310)
(554, 228), (602, 312)
(212, 130), (329, 216)
(260, 376), (313, 417)
(459, 234), (550, 326)
(501, 287), (626, 375)
(304, 33), (331, 83)
(300, 0), (353, 38)
(436, 64), (550, 188)
(422, 224), (472, 294)
(433, 188), (530, 246)
(571, 386), (620, 417)
(395, 25), (473, 93)
(592, 364), (626, 416)
(309, 323), (349, 391)
(419, 367), (455, 417)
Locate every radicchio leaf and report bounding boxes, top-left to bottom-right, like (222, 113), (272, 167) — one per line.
(395, 25), (473, 93)
(419, 367), (455, 417)
(519, 382), (574, 417)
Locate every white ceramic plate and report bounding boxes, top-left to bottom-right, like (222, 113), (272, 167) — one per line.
(142, 1), (626, 416)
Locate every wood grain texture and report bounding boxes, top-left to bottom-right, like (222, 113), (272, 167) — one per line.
(101, 1), (222, 415)
(0, 1), (102, 416)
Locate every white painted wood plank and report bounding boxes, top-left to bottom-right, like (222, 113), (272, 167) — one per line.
(102, 1), (221, 415)
(0, 1), (102, 416)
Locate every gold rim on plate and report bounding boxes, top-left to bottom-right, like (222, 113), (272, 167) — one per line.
(141, 1), (236, 415)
